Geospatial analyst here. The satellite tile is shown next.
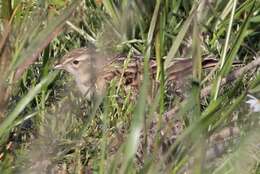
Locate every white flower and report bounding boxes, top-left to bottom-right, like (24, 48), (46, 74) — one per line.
(246, 95), (260, 112)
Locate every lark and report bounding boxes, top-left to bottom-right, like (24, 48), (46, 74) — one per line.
(54, 47), (218, 99)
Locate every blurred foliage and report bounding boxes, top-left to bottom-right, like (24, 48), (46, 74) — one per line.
(0, 0), (260, 173)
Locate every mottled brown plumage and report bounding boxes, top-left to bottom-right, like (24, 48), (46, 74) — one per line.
(54, 47), (218, 99)
(54, 48), (242, 170)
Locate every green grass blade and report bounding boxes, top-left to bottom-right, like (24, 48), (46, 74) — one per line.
(121, 0), (161, 172)
(10, 0), (80, 78)
(164, 4), (198, 68)
(0, 71), (58, 139)
(211, 0), (238, 100)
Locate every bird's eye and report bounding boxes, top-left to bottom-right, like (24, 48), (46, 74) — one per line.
(73, 60), (79, 65)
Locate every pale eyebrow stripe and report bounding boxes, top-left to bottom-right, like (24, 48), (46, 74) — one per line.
(62, 57), (75, 65)
(76, 55), (89, 61)
(62, 54), (89, 65)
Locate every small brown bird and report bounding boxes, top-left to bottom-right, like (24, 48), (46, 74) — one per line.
(54, 47), (218, 99)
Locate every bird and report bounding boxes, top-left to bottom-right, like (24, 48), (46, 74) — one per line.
(54, 47), (219, 100)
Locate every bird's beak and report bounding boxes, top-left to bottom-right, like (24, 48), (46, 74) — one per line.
(54, 64), (63, 69)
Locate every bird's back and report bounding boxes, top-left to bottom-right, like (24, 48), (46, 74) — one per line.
(96, 54), (213, 100)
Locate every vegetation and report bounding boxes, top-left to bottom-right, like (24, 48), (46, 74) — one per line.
(0, 0), (260, 173)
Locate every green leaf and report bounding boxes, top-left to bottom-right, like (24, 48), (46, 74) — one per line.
(0, 71), (58, 140)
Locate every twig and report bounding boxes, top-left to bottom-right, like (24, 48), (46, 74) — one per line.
(201, 56), (260, 97)
(0, 24), (11, 54)
(164, 56), (260, 118)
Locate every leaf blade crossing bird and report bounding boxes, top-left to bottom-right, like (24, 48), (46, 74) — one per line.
(54, 47), (219, 100)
